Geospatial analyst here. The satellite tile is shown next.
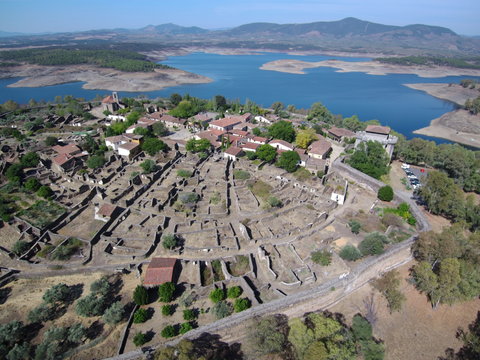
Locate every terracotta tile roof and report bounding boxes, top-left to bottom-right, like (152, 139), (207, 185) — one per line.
(366, 125), (391, 135)
(309, 139), (332, 156)
(52, 144), (81, 155)
(328, 127), (355, 138)
(241, 142), (260, 151)
(269, 139), (294, 149)
(118, 142), (140, 151)
(225, 146), (243, 156)
(97, 203), (117, 217)
(161, 115), (186, 124)
(102, 95), (116, 104)
(52, 154), (74, 166)
(249, 136), (268, 144)
(209, 117), (243, 129)
(230, 129), (249, 137)
(144, 258), (177, 286)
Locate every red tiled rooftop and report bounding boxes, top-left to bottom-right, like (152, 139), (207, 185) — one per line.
(309, 139), (332, 155)
(225, 146), (243, 156)
(52, 144), (81, 155)
(118, 142), (140, 151)
(52, 154), (73, 166)
(144, 258), (177, 286)
(209, 117), (243, 128)
(102, 95), (116, 104)
(365, 125), (391, 135)
(269, 139), (294, 149)
(328, 127), (355, 138)
(241, 142), (260, 151)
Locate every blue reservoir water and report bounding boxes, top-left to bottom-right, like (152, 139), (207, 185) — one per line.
(0, 52), (477, 140)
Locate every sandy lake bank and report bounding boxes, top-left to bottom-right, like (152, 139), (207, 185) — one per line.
(260, 59), (480, 78)
(413, 109), (480, 148)
(404, 83), (480, 106)
(0, 64), (212, 92)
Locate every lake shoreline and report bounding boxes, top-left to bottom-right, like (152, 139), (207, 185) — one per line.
(260, 59), (480, 78)
(0, 64), (212, 92)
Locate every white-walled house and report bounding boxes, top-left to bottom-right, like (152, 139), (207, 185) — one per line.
(268, 139), (294, 151)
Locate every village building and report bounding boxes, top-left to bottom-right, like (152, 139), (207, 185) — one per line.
(160, 115), (187, 128)
(224, 146), (244, 161)
(240, 142), (260, 152)
(102, 92), (122, 113)
(327, 127), (356, 142)
(355, 125), (398, 159)
(295, 148), (309, 167)
(209, 117), (243, 132)
(118, 142), (141, 159)
(247, 136), (268, 145)
(194, 129), (225, 148)
(94, 203), (119, 222)
(254, 115), (274, 124)
(269, 139), (294, 151)
(144, 258), (178, 286)
(105, 134), (143, 157)
(308, 139), (332, 160)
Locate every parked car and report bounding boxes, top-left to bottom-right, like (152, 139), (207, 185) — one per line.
(401, 163), (410, 169)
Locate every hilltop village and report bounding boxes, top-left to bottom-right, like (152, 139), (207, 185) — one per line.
(0, 92), (472, 360)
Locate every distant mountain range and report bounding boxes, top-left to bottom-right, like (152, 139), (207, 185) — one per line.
(1, 18), (479, 56)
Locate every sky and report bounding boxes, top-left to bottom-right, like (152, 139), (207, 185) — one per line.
(1, 0), (479, 36)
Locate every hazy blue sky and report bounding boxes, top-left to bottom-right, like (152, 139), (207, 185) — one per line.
(1, 0), (479, 35)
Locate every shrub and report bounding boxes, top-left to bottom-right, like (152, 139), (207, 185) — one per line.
(234, 298), (251, 312)
(45, 136), (58, 146)
(211, 301), (232, 319)
(12, 240), (30, 256)
(177, 169), (193, 178)
(158, 282), (175, 302)
(267, 196), (282, 208)
(316, 170), (325, 178)
(133, 332), (147, 346)
(20, 152), (40, 168)
(209, 288), (226, 303)
(178, 192), (199, 204)
(348, 219), (362, 234)
(233, 170), (250, 180)
(161, 325), (176, 338)
(90, 277), (111, 296)
(351, 314), (373, 341)
(183, 309), (196, 321)
(162, 233), (178, 250)
(179, 322), (193, 334)
(133, 285), (148, 306)
(161, 304), (174, 316)
(140, 159), (157, 174)
(141, 138), (168, 156)
(133, 308), (148, 324)
(227, 286), (243, 299)
(36, 185), (53, 199)
(377, 185), (394, 202)
(24, 177), (41, 192)
(339, 245), (362, 261)
(381, 213), (404, 227)
(359, 236), (385, 256)
(311, 250), (332, 266)
(86, 155), (106, 169)
(103, 301), (124, 325)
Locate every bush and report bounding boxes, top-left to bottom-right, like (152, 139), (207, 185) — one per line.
(133, 308), (149, 324)
(339, 245), (362, 261)
(178, 192), (199, 204)
(227, 286), (243, 299)
(211, 301), (232, 319)
(316, 170), (325, 178)
(141, 138), (168, 156)
(45, 136), (58, 146)
(27, 303), (55, 323)
(183, 309), (197, 321)
(161, 304), (174, 316)
(359, 236), (385, 256)
(140, 159), (157, 174)
(234, 298), (251, 312)
(133, 285), (148, 306)
(36, 185), (53, 199)
(209, 288), (226, 303)
(161, 325), (176, 338)
(103, 301), (124, 325)
(233, 170), (250, 180)
(348, 219), (362, 234)
(381, 213), (404, 227)
(158, 282), (175, 302)
(90, 277), (112, 296)
(12, 240), (30, 256)
(177, 169), (193, 178)
(351, 314), (373, 341)
(86, 155), (106, 169)
(162, 233), (178, 250)
(43, 283), (70, 304)
(20, 152), (40, 168)
(267, 196), (282, 208)
(179, 322), (193, 334)
(133, 332), (147, 346)
(311, 250), (332, 266)
(378, 185), (394, 202)
(24, 177), (41, 192)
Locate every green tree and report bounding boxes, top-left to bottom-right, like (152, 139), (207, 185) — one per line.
(43, 283), (70, 304)
(20, 152), (40, 168)
(339, 244), (362, 261)
(276, 150), (300, 173)
(133, 285), (148, 306)
(209, 288), (226, 303)
(377, 185), (394, 202)
(140, 159), (157, 173)
(36, 185), (53, 199)
(169, 93), (182, 106)
(86, 155), (106, 169)
(162, 233), (178, 250)
(183, 309), (197, 321)
(161, 325), (177, 338)
(211, 300), (232, 319)
(12, 241), (30, 257)
(247, 315), (287, 357)
(133, 332), (148, 346)
(133, 308), (148, 323)
(296, 128), (317, 149)
(45, 136), (58, 146)
(307, 102), (334, 122)
(161, 304), (174, 316)
(24, 177), (41, 192)
(351, 314), (373, 341)
(256, 144), (276, 162)
(27, 303), (55, 323)
(141, 138), (167, 156)
(348, 141), (390, 180)
(158, 282), (175, 302)
(152, 121), (168, 136)
(185, 138), (211, 153)
(311, 250), (332, 266)
(359, 235), (385, 256)
(227, 286), (243, 299)
(6, 342), (30, 360)
(103, 301), (124, 325)
(169, 100), (197, 118)
(234, 298), (251, 312)
(213, 95), (227, 111)
(75, 294), (106, 317)
(348, 220), (362, 234)
(268, 120), (295, 142)
(179, 322), (193, 334)
(133, 127), (150, 136)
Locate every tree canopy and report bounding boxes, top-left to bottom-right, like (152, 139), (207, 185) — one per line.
(348, 141), (390, 179)
(256, 144), (277, 162)
(268, 120), (296, 142)
(276, 150), (300, 173)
